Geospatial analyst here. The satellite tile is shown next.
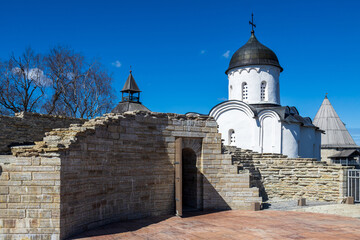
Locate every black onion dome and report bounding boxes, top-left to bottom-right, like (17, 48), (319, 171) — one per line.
(225, 32), (283, 74)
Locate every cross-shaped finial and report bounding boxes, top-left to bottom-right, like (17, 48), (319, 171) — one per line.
(130, 65), (132, 73)
(249, 13), (256, 33)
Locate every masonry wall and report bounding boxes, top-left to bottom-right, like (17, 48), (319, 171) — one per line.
(59, 113), (177, 238)
(4, 111), (260, 240)
(0, 154), (61, 240)
(232, 149), (352, 202)
(0, 112), (86, 154)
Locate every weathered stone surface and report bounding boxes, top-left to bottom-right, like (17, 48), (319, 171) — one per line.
(0, 112), (86, 154)
(231, 147), (351, 202)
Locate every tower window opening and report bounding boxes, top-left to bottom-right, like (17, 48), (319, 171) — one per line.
(242, 83), (248, 100)
(229, 129), (235, 145)
(261, 81), (266, 101)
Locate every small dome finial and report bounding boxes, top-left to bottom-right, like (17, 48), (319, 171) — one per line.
(325, 93), (328, 98)
(249, 13), (256, 34)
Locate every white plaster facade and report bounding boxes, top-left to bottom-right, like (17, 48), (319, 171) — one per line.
(210, 100), (321, 159)
(228, 65), (280, 105)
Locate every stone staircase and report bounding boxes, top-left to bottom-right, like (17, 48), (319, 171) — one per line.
(204, 147), (263, 210)
(223, 146), (290, 201)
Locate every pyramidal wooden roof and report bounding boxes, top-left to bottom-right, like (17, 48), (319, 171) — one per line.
(313, 96), (358, 148)
(121, 71), (140, 92)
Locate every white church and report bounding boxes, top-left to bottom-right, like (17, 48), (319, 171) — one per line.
(209, 27), (322, 159)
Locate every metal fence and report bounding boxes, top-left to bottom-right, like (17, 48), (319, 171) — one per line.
(348, 170), (360, 202)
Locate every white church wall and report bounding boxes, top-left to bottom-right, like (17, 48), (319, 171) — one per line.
(228, 65), (280, 105)
(282, 123), (300, 158)
(216, 110), (256, 149)
(209, 101), (258, 151)
(258, 110), (281, 154)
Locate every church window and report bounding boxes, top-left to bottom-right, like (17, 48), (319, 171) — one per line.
(261, 81), (266, 101)
(229, 129), (235, 145)
(242, 83), (248, 100)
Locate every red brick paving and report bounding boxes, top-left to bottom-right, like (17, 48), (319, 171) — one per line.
(69, 210), (360, 240)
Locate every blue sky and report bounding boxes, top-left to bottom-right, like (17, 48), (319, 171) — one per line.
(0, 0), (359, 144)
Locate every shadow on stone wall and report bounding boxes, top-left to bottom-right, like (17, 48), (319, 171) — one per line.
(202, 175), (231, 211)
(232, 152), (269, 202)
(245, 161), (269, 202)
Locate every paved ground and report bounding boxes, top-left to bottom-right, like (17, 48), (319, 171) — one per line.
(262, 199), (333, 211)
(292, 204), (360, 218)
(70, 210), (360, 240)
(263, 200), (360, 219)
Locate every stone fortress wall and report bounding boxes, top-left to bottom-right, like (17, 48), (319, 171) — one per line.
(0, 111), (353, 240)
(0, 112), (86, 154)
(228, 147), (352, 202)
(0, 111), (261, 240)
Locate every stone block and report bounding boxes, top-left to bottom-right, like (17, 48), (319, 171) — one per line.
(298, 198), (306, 206)
(13, 158), (32, 166)
(0, 195), (7, 203)
(9, 186), (41, 195)
(41, 158), (61, 166)
(345, 196), (354, 204)
(22, 166), (55, 172)
(3, 219), (16, 228)
(22, 180), (55, 186)
(0, 209), (25, 218)
(0, 172), (9, 181)
(32, 173), (60, 180)
(0, 186), (9, 194)
(2, 165), (22, 172)
(42, 186), (60, 194)
(41, 203), (60, 209)
(32, 157), (41, 166)
(21, 195), (53, 203)
(8, 203), (41, 209)
(10, 172), (32, 181)
(8, 196), (21, 203)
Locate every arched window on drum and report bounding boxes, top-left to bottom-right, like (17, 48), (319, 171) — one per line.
(260, 81), (267, 101)
(242, 82), (248, 101)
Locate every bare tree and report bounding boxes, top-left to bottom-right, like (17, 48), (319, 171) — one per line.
(0, 46), (115, 118)
(41, 46), (74, 115)
(0, 48), (46, 114)
(43, 46), (115, 118)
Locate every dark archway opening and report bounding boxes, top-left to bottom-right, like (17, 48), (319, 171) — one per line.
(182, 148), (198, 211)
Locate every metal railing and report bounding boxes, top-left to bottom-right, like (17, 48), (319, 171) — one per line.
(348, 170), (360, 202)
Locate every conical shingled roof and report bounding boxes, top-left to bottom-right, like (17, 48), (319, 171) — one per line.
(121, 71), (141, 92)
(313, 96), (358, 148)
